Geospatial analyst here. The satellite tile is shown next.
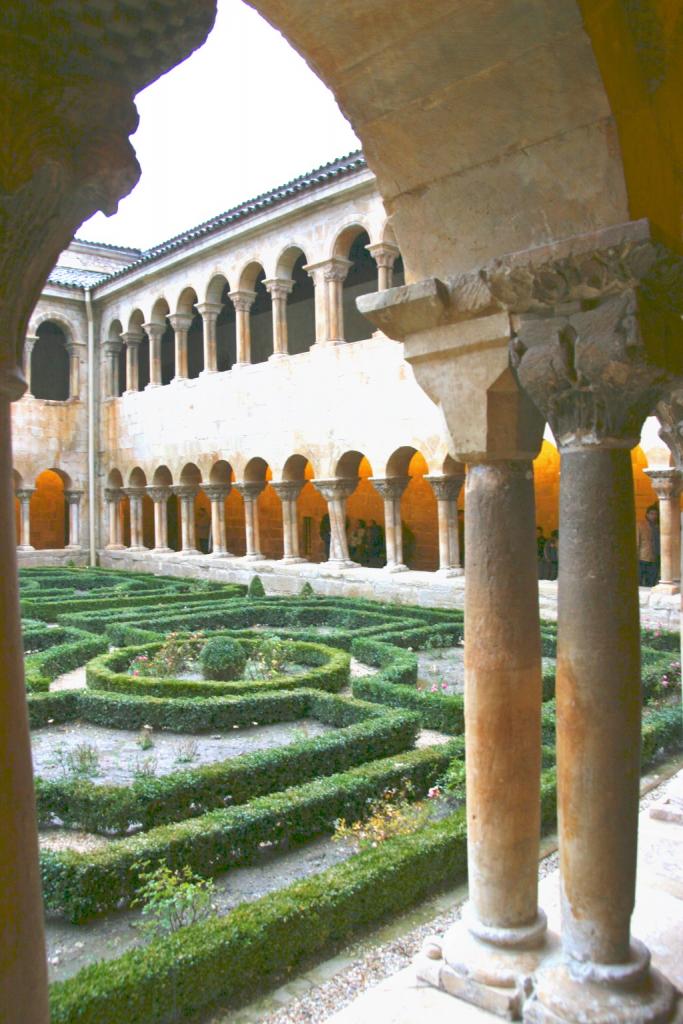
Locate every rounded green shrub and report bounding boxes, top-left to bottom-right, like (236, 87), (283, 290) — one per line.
(247, 575), (266, 598)
(200, 637), (247, 681)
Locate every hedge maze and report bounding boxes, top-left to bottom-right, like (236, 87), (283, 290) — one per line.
(16, 567), (682, 1024)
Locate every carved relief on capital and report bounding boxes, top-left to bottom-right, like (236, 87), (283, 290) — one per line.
(313, 478), (359, 502)
(370, 476), (409, 501)
(15, 488), (35, 502)
(656, 388), (683, 470)
(264, 279), (294, 302)
(171, 484), (199, 501)
(425, 474), (465, 502)
(323, 258), (352, 284)
(366, 242), (400, 270)
(270, 480), (305, 502)
(104, 488), (123, 504)
(64, 489), (83, 505)
(234, 481), (265, 500)
(142, 321), (165, 342)
(229, 290), (257, 314)
(167, 313), (193, 334)
(645, 467), (682, 501)
(202, 483), (231, 502)
(122, 486), (144, 500)
(120, 330), (143, 348)
(146, 486), (171, 504)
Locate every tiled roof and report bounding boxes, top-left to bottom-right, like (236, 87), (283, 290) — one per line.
(47, 266), (111, 289)
(92, 150), (367, 285)
(72, 239), (142, 256)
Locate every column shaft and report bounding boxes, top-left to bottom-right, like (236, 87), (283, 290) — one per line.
(24, 337), (36, 397)
(0, 400), (49, 1021)
(210, 498), (226, 553)
(16, 490), (34, 551)
(436, 498), (450, 569)
(464, 460), (542, 932)
(65, 493), (82, 549)
(124, 339), (139, 392)
(175, 331), (188, 380)
(557, 448), (640, 964)
(143, 324), (163, 387)
(154, 500), (168, 550)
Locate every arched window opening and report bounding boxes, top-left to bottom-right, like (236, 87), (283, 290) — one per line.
(344, 454), (383, 565)
(343, 230), (376, 343)
(216, 282), (237, 372)
(187, 311), (204, 379)
(250, 270), (273, 364)
(288, 254), (316, 355)
(31, 470), (68, 549)
(32, 322), (70, 401)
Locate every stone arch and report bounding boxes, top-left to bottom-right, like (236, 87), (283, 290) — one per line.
(283, 249), (315, 355)
(31, 320), (70, 401)
(31, 468), (72, 549)
(244, 456), (269, 484)
(209, 459), (232, 485)
(106, 468), (124, 489)
(175, 286), (203, 379)
(128, 466), (147, 488)
(333, 224), (377, 344)
(238, 261), (272, 365)
(179, 462), (202, 485)
(149, 298), (174, 385)
(152, 465), (173, 486)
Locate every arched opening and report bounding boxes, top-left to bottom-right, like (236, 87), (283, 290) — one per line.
(178, 463), (203, 552)
(105, 319), (125, 398)
(151, 465), (176, 550)
(32, 321), (70, 401)
(277, 248), (315, 355)
(335, 227), (376, 344)
(336, 452), (382, 566)
(385, 447), (436, 570)
(128, 467), (154, 548)
(284, 455), (323, 561)
(31, 469), (70, 548)
(148, 298), (173, 386)
(243, 457), (281, 559)
(225, 468), (246, 556)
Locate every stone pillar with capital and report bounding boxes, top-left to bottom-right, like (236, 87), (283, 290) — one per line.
(313, 479), (359, 567)
(645, 468), (681, 594)
(370, 477), (409, 570)
(64, 342), (83, 400)
(271, 481), (306, 562)
(171, 485), (199, 554)
(366, 242), (400, 291)
(104, 488), (125, 549)
(229, 291), (256, 366)
(120, 331), (142, 393)
(122, 487), (146, 550)
(202, 483), (232, 556)
(264, 279), (294, 358)
(426, 472), (465, 575)
(16, 488), (34, 551)
(234, 481), (266, 560)
(23, 336), (37, 398)
(142, 322), (164, 388)
(64, 489), (83, 550)
(325, 258), (352, 344)
(196, 302), (222, 374)
(168, 313), (193, 382)
(103, 340), (122, 398)
(146, 486), (172, 553)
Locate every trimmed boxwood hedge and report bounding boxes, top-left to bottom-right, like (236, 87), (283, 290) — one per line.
(85, 637), (351, 698)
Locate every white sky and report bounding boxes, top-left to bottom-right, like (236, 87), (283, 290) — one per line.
(78, 0), (360, 251)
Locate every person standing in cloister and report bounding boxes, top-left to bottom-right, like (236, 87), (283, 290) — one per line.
(638, 504), (660, 586)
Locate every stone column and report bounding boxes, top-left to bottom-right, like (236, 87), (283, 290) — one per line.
(264, 278), (294, 358)
(234, 481), (266, 560)
(645, 468), (681, 594)
(122, 487), (146, 550)
(64, 489), (83, 550)
(426, 472), (465, 575)
(370, 476), (409, 570)
(120, 331), (142, 393)
(229, 290), (256, 367)
(366, 242), (400, 291)
(16, 487), (34, 551)
(64, 341), (82, 400)
(303, 263), (329, 345)
(104, 488), (125, 549)
(512, 279), (682, 1022)
(103, 340), (122, 398)
(142, 322), (164, 388)
(271, 480), (306, 562)
(313, 478), (359, 567)
(171, 485), (199, 554)
(23, 335), (37, 398)
(196, 302), (222, 374)
(168, 312), (193, 382)
(146, 487), (172, 552)
(202, 483), (232, 556)
(325, 258), (352, 345)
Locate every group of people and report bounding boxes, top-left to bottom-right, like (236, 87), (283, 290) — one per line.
(537, 526), (559, 581)
(320, 515), (416, 567)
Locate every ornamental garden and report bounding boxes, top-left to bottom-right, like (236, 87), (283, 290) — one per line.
(20, 567), (682, 1024)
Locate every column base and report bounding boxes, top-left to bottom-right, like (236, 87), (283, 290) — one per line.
(268, 352), (288, 361)
(437, 566), (464, 577)
(152, 547), (174, 555)
(65, 544), (82, 552)
(326, 558), (360, 570)
(282, 556), (308, 564)
(17, 545), (35, 552)
(524, 941), (681, 1024)
(210, 549), (235, 559)
(244, 553), (266, 562)
(178, 548), (201, 556)
(144, 381), (162, 390)
(199, 368), (218, 377)
(171, 376), (187, 384)
(651, 581), (680, 596)
(417, 911), (557, 1021)
(105, 544), (126, 551)
(232, 361), (250, 370)
(385, 562), (409, 573)
(128, 545), (148, 553)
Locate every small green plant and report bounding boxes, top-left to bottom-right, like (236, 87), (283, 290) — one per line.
(299, 581), (315, 597)
(136, 724), (155, 750)
(247, 575), (266, 599)
(132, 755), (158, 780)
(244, 634), (288, 680)
(200, 636), (247, 681)
(174, 738), (199, 764)
(437, 759), (466, 800)
(132, 862), (216, 937)
(333, 782), (430, 850)
(130, 631), (204, 678)
(49, 741), (102, 781)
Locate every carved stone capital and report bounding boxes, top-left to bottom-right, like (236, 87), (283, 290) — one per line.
(64, 489), (83, 505)
(264, 278), (294, 301)
(323, 258), (352, 284)
(146, 485), (171, 503)
(370, 476), (409, 501)
(425, 473), (465, 502)
(120, 330), (143, 348)
(234, 480), (266, 500)
(366, 242), (400, 270)
(142, 321), (165, 342)
(104, 488), (123, 504)
(167, 313), (193, 334)
(644, 467), (682, 501)
(229, 290), (257, 314)
(103, 339), (123, 356)
(313, 478), (359, 502)
(270, 480), (305, 502)
(202, 483), (231, 501)
(195, 302), (222, 322)
(122, 486), (144, 500)
(15, 488), (35, 502)
(656, 387), (683, 470)
(171, 484), (199, 501)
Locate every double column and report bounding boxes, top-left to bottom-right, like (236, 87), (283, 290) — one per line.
(313, 478), (358, 567)
(304, 258), (351, 346)
(104, 488), (125, 549)
(235, 481), (266, 560)
(171, 484), (199, 554)
(271, 480), (305, 562)
(120, 330), (142, 393)
(202, 483), (232, 556)
(426, 472), (465, 575)
(16, 488), (34, 550)
(142, 322), (164, 388)
(366, 242), (400, 291)
(229, 290), (256, 367)
(264, 279), (294, 358)
(370, 476), (409, 571)
(645, 468), (681, 594)
(64, 342), (83, 400)
(168, 313), (193, 382)
(146, 486), (172, 552)
(22, 335), (37, 398)
(64, 489), (83, 550)
(122, 487), (146, 550)
(196, 302), (222, 374)
(103, 340), (122, 397)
